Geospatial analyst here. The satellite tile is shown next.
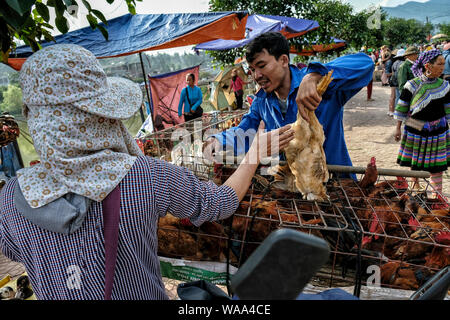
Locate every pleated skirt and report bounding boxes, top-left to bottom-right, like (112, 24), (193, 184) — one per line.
(397, 127), (450, 173)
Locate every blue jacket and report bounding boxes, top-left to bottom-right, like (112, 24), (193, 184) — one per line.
(213, 53), (374, 168)
(0, 142), (22, 178)
(178, 86), (203, 117)
(444, 50), (450, 76)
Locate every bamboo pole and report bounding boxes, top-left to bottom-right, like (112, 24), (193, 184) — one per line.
(214, 154), (431, 178)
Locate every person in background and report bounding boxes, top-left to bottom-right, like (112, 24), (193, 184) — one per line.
(380, 45), (392, 86)
(385, 49), (397, 114)
(367, 48), (376, 101)
(394, 49), (449, 197)
(178, 73), (203, 122)
(368, 48), (376, 63)
(390, 49), (406, 111)
(443, 42), (450, 81)
(229, 69), (250, 109)
(397, 46), (419, 92)
(0, 44), (295, 300)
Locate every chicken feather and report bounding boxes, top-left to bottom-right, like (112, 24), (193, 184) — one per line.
(283, 70), (333, 200)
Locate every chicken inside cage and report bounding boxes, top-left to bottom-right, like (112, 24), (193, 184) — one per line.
(157, 153), (450, 294)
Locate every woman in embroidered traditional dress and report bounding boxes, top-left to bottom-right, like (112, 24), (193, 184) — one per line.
(394, 49), (449, 197)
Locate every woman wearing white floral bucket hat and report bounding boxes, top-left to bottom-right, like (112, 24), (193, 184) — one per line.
(0, 44), (294, 300)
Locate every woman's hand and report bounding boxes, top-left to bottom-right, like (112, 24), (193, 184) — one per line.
(246, 121), (294, 164)
(225, 121), (294, 201)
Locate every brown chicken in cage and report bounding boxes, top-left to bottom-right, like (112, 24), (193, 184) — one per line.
(157, 214), (198, 259)
(142, 139), (159, 157)
(380, 261), (419, 290)
(424, 231), (450, 269)
(157, 213), (232, 262)
(0, 113), (20, 147)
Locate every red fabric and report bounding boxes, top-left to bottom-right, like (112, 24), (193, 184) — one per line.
(230, 76), (244, 92)
(148, 65), (200, 130)
(6, 58), (26, 71)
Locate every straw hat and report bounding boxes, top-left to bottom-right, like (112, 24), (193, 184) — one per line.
(404, 46), (419, 56)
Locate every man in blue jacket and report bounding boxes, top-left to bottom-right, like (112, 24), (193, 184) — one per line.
(204, 32), (374, 170)
(178, 73), (203, 122)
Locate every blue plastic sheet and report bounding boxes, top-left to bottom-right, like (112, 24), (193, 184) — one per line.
(194, 14), (319, 51)
(12, 12), (247, 59)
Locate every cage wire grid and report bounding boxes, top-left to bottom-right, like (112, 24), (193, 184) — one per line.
(147, 109), (449, 296)
(158, 151), (449, 296)
(138, 110), (247, 160)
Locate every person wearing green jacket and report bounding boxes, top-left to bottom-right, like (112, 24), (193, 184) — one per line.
(397, 46), (419, 92)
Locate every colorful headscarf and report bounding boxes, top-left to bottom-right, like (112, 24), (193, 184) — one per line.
(411, 49), (442, 77)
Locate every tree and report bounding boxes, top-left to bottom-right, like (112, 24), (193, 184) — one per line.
(0, 84), (23, 114)
(208, 0), (378, 65)
(0, 0), (141, 64)
(383, 17), (434, 47)
(437, 23), (450, 36)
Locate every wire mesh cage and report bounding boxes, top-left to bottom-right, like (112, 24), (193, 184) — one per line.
(157, 152), (450, 297)
(0, 113), (20, 148)
(136, 110), (247, 161)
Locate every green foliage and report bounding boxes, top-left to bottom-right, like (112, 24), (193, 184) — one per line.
(208, 0), (380, 66)
(0, 0), (141, 64)
(383, 18), (433, 47)
(8, 72), (19, 85)
(16, 120), (39, 166)
(0, 85), (8, 103)
(438, 23), (450, 36)
(208, 0), (436, 66)
(0, 84), (23, 114)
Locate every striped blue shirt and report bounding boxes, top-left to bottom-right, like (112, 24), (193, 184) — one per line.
(0, 156), (239, 300)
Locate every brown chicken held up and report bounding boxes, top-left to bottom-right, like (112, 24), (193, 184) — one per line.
(283, 70), (334, 201)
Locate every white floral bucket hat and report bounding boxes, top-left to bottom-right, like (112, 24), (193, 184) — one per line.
(18, 44), (144, 208)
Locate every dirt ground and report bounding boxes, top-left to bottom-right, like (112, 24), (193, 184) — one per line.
(0, 81), (448, 298)
(343, 81), (449, 197)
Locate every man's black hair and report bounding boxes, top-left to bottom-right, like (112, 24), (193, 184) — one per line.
(187, 73), (195, 82)
(245, 32), (290, 63)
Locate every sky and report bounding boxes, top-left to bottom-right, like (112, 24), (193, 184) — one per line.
(57, 0), (430, 55)
(343, 0), (430, 12)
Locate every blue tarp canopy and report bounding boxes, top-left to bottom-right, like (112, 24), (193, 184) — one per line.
(194, 14), (319, 51)
(11, 11), (248, 59)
